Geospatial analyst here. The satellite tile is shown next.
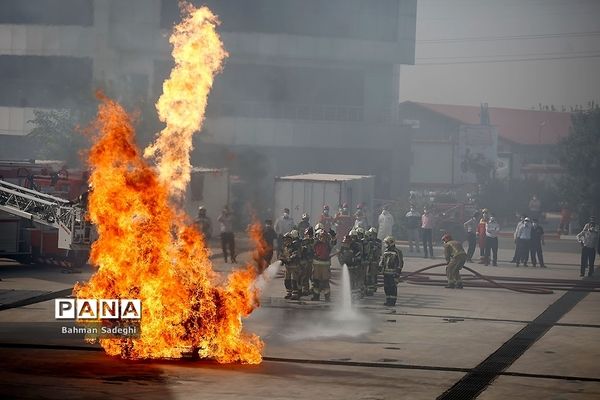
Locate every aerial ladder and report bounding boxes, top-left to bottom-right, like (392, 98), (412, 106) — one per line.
(0, 179), (93, 265)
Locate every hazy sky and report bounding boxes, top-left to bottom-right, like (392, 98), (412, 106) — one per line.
(399, 0), (600, 109)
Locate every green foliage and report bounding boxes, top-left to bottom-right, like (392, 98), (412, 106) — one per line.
(27, 107), (93, 167)
(557, 106), (600, 215)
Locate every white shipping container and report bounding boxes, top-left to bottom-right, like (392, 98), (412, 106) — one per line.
(274, 174), (375, 227)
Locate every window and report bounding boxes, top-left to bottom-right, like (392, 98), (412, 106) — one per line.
(161, 0), (399, 41)
(155, 60), (365, 121)
(0, 56), (93, 108)
(0, 0), (94, 26)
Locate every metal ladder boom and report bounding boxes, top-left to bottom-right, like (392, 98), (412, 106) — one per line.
(0, 179), (89, 249)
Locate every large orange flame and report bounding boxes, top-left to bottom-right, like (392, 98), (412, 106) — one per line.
(74, 3), (263, 363)
(144, 3), (228, 196)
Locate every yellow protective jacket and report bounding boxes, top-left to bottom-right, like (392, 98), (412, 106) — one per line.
(444, 240), (467, 262)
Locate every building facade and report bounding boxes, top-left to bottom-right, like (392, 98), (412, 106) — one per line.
(398, 101), (572, 190)
(1, 0), (417, 202)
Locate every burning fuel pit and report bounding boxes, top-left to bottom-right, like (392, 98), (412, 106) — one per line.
(73, 3), (266, 364)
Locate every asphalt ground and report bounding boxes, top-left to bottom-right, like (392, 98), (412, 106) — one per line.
(0, 235), (598, 399)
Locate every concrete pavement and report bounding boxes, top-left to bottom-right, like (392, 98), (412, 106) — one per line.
(0, 236), (599, 399)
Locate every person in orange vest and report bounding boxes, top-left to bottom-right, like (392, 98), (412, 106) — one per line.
(477, 209), (489, 264)
(319, 205), (335, 232)
(334, 203), (354, 243)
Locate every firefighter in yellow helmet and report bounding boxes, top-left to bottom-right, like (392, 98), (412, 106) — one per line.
(442, 233), (466, 289)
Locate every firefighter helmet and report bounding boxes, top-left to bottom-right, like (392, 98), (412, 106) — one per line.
(314, 222), (325, 231)
(290, 229), (300, 239)
(367, 227), (377, 238)
(315, 229), (326, 241)
(301, 213), (309, 221)
(323, 205), (329, 211)
(441, 233), (452, 243)
(304, 227), (314, 238)
(355, 227), (365, 238)
(383, 236), (395, 247)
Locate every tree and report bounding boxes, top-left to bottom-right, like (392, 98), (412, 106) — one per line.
(557, 105), (600, 215)
(27, 94), (161, 167)
(27, 107), (93, 167)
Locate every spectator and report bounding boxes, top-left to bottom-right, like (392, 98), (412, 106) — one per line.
(421, 208), (435, 258)
(378, 205), (395, 243)
(195, 206), (212, 240)
(576, 216), (599, 277)
(405, 206), (421, 253)
(530, 218), (546, 268)
(511, 215), (525, 263)
(484, 216), (500, 266)
(515, 217), (532, 267)
(477, 209), (489, 264)
(217, 205), (236, 263)
(558, 203), (572, 235)
(463, 211), (480, 262)
(274, 208), (295, 258)
(529, 195), (542, 221)
(262, 219), (277, 264)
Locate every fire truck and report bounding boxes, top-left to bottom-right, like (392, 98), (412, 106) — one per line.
(409, 190), (478, 244)
(0, 160), (92, 268)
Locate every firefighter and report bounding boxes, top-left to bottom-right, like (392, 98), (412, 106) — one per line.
(297, 213), (311, 237)
(379, 236), (403, 306)
(335, 203), (354, 244)
(195, 206), (212, 240)
(311, 228), (333, 301)
(299, 227), (314, 296)
(319, 205), (335, 232)
(338, 229), (363, 300)
(316, 222), (337, 248)
(355, 226), (368, 298)
(442, 233), (467, 289)
(365, 227), (382, 296)
(279, 230), (301, 299)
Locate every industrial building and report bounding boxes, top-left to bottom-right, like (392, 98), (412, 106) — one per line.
(0, 0), (417, 202)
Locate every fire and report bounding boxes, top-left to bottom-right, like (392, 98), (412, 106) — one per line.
(144, 2), (228, 196)
(74, 3), (263, 364)
(249, 220), (270, 275)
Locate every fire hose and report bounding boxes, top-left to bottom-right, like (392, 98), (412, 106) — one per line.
(317, 254), (598, 295)
(394, 262), (600, 294)
(397, 263), (554, 294)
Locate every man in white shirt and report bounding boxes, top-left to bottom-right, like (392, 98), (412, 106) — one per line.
(484, 216), (500, 266)
(274, 208), (295, 258)
(378, 205), (395, 242)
